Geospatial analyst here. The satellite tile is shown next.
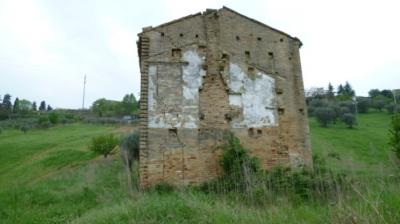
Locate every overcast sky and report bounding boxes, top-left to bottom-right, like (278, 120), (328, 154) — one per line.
(0, 0), (399, 109)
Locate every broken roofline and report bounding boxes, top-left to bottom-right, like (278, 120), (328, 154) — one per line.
(138, 6), (303, 47)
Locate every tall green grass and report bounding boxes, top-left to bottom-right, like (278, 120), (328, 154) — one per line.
(0, 113), (399, 223)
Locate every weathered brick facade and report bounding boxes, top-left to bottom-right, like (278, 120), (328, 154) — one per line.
(137, 7), (312, 187)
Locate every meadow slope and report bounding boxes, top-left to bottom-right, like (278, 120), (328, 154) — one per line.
(0, 113), (399, 223)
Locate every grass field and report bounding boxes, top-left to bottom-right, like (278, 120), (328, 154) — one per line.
(0, 112), (399, 223)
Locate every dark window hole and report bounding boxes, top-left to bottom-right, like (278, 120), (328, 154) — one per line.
(236, 36), (240, 41)
(280, 38), (284, 42)
(160, 32), (165, 36)
(179, 33), (184, 37)
(257, 129), (262, 134)
(278, 108), (285, 115)
(168, 128), (177, 135)
(257, 37), (262, 41)
(268, 52), (274, 57)
(248, 128), (254, 136)
(195, 34), (199, 38)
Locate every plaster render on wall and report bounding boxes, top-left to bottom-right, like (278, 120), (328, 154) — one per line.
(148, 50), (204, 129)
(228, 63), (277, 128)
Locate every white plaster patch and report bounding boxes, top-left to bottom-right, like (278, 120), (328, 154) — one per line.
(148, 50), (204, 129)
(182, 50), (203, 101)
(229, 63), (277, 128)
(229, 94), (242, 107)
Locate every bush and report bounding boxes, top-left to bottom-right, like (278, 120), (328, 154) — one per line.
(372, 99), (386, 111)
(342, 113), (357, 128)
(386, 103), (400, 114)
(19, 125), (30, 134)
(49, 112), (59, 125)
(0, 126), (3, 134)
(89, 134), (119, 158)
(389, 113), (400, 159)
(37, 116), (51, 129)
(120, 132), (140, 170)
(220, 134), (259, 175)
(314, 107), (335, 127)
(357, 99), (370, 113)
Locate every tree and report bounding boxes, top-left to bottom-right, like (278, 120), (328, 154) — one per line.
(91, 98), (108, 117)
(343, 81), (355, 97)
(327, 83), (335, 99)
(357, 98), (370, 113)
(389, 113), (400, 159)
(380, 89), (393, 99)
(13, 97), (20, 113)
(314, 107), (335, 127)
(39, 101), (46, 111)
(337, 84), (345, 96)
(2, 94), (12, 114)
(32, 101), (37, 111)
(372, 99), (386, 111)
(342, 113), (357, 128)
(121, 93), (138, 115)
(19, 99), (32, 114)
(368, 89), (380, 98)
(47, 105), (53, 111)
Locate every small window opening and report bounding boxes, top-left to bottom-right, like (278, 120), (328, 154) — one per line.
(280, 38), (284, 42)
(160, 32), (165, 36)
(224, 113), (232, 121)
(299, 108), (304, 114)
(236, 36), (240, 41)
(199, 113), (205, 120)
(168, 128), (177, 135)
(221, 53), (229, 59)
(179, 33), (184, 37)
(172, 48), (181, 57)
(276, 88), (283, 94)
(245, 51), (250, 58)
(278, 108), (285, 115)
(248, 67), (255, 74)
(257, 129), (262, 134)
(268, 52), (274, 57)
(257, 37), (262, 41)
(289, 57), (292, 60)
(248, 128), (255, 136)
(195, 34), (199, 38)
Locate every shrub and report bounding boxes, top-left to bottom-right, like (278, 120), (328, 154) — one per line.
(48, 112), (59, 124)
(386, 103), (400, 114)
(342, 113), (357, 128)
(314, 107), (335, 127)
(19, 125), (30, 134)
(220, 134), (259, 175)
(372, 99), (386, 111)
(389, 113), (400, 159)
(89, 134), (119, 158)
(38, 116), (51, 129)
(120, 132), (140, 170)
(357, 99), (370, 113)
(0, 126), (3, 134)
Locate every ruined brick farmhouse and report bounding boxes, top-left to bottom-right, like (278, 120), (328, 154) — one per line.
(137, 7), (312, 187)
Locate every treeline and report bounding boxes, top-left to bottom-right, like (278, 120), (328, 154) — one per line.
(0, 93), (53, 120)
(306, 82), (399, 128)
(91, 93), (139, 117)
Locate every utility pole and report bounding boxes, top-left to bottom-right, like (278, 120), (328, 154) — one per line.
(82, 74), (87, 109)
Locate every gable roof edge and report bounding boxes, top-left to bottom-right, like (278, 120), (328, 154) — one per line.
(138, 12), (202, 36)
(220, 6), (302, 46)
